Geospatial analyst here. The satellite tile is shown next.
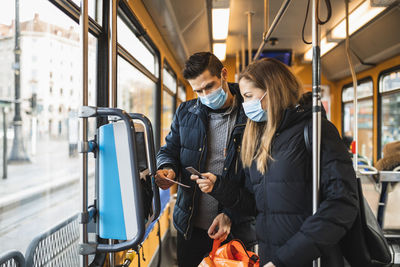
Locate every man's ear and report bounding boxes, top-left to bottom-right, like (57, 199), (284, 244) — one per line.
(221, 67), (228, 81)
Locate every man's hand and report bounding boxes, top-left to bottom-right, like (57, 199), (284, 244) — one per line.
(264, 262), (276, 267)
(208, 213), (231, 241)
(155, 168), (176, 190)
(190, 172), (217, 193)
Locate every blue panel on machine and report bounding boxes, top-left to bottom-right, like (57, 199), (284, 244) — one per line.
(98, 122), (138, 240)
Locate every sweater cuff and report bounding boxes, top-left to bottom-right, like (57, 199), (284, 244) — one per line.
(158, 163), (178, 175)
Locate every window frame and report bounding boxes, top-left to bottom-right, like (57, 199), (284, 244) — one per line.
(177, 80), (187, 102)
(341, 77), (374, 137)
(49, 0), (102, 37)
(341, 77), (374, 162)
(377, 65), (400, 158)
(118, 0), (160, 78)
(117, 0), (162, 150)
(162, 60), (177, 114)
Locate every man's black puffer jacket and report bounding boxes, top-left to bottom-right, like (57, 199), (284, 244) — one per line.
(156, 83), (256, 247)
(211, 92), (359, 266)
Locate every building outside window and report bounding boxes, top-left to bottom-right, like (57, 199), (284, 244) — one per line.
(379, 68), (400, 158)
(0, 0), (98, 253)
(342, 79), (374, 164)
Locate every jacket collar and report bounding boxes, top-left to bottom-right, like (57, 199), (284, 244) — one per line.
(276, 92), (327, 133)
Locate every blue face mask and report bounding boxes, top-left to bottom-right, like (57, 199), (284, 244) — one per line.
(199, 86), (227, 110)
(242, 92), (267, 122)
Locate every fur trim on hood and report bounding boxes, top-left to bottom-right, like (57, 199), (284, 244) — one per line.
(376, 141), (400, 171)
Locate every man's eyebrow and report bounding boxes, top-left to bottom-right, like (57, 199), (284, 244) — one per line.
(194, 81), (215, 92)
(204, 81), (215, 90)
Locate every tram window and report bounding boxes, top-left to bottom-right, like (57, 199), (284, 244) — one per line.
(379, 69), (400, 157)
(342, 81), (373, 101)
(178, 83), (186, 102)
(163, 65), (177, 94)
(71, 0), (102, 25)
(342, 80), (373, 163)
(0, 0), (97, 254)
(117, 56), (156, 125)
(161, 90), (175, 145)
(117, 16), (158, 76)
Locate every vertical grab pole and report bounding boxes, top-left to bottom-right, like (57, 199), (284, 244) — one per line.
(108, 0), (118, 266)
(2, 107), (7, 179)
(263, 0), (269, 35)
(311, 0), (321, 266)
(344, 0), (358, 170)
(246, 12), (254, 65)
(109, 0), (117, 109)
(235, 51), (240, 81)
(80, 0), (89, 266)
(241, 35), (246, 69)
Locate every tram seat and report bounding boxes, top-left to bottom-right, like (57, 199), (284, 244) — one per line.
(374, 141), (400, 228)
(0, 250), (25, 267)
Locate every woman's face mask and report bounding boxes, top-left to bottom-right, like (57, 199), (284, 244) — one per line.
(198, 84), (227, 110)
(242, 92), (267, 122)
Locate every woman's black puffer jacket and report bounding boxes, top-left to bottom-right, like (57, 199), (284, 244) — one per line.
(212, 93), (359, 266)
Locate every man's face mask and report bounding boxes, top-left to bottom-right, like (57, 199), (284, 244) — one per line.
(198, 81), (227, 110)
(242, 92), (267, 122)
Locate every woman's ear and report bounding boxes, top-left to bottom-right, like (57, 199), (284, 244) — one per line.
(261, 93), (268, 110)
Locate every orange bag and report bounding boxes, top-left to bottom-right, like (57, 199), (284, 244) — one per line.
(199, 239), (260, 267)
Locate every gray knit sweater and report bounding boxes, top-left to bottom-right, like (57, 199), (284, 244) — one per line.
(193, 102), (238, 230)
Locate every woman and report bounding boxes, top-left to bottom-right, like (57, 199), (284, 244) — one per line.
(192, 58), (358, 267)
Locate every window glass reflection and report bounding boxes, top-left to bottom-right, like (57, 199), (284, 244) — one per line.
(163, 67), (176, 94)
(178, 84), (186, 102)
(342, 100), (373, 163)
(117, 56), (156, 125)
(381, 69), (400, 93)
(71, 0), (102, 25)
(342, 81), (373, 102)
(161, 91), (174, 145)
(380, 92), (400, 157)
(117, 16), (157, 76)
(0, 0), (96, 254)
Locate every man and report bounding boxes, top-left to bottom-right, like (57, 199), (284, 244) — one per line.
(156, 52), (256, 267)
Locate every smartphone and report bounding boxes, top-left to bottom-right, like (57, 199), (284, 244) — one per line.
(185, 166), (205, 179)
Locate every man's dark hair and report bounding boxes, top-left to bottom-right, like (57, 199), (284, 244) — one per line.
(183, 52), (223, 80)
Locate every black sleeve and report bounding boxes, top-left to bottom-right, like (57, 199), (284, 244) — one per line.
(210, 165), (257, 217)
(156, 104), (182, 175)
(273, 119), (359, 267)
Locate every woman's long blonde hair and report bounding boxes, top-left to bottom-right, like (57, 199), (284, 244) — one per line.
(240, 58), (302, 174)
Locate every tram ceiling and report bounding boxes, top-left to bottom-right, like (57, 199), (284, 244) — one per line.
(226, 0), (366, 57)
(142, 0), (211, 67)
(321, 5), (400, 80)
(142, 0), (399, 73)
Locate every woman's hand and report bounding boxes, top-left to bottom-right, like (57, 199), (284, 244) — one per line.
(208, 213), (231, 241)
(264, 262), (276, 267)
(190, 172), (217, 193)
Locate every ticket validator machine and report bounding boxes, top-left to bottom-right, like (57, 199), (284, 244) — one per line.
(78, 107), (160, 260)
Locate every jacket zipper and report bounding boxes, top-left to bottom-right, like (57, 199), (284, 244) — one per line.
(184, 135), (206, 239)
(230, 123), (245, 175)
(235, 144), (240, 174)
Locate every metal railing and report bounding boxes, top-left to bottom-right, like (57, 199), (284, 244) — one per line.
(0, 250), (25, 267)
(25, 214), (79, 267)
